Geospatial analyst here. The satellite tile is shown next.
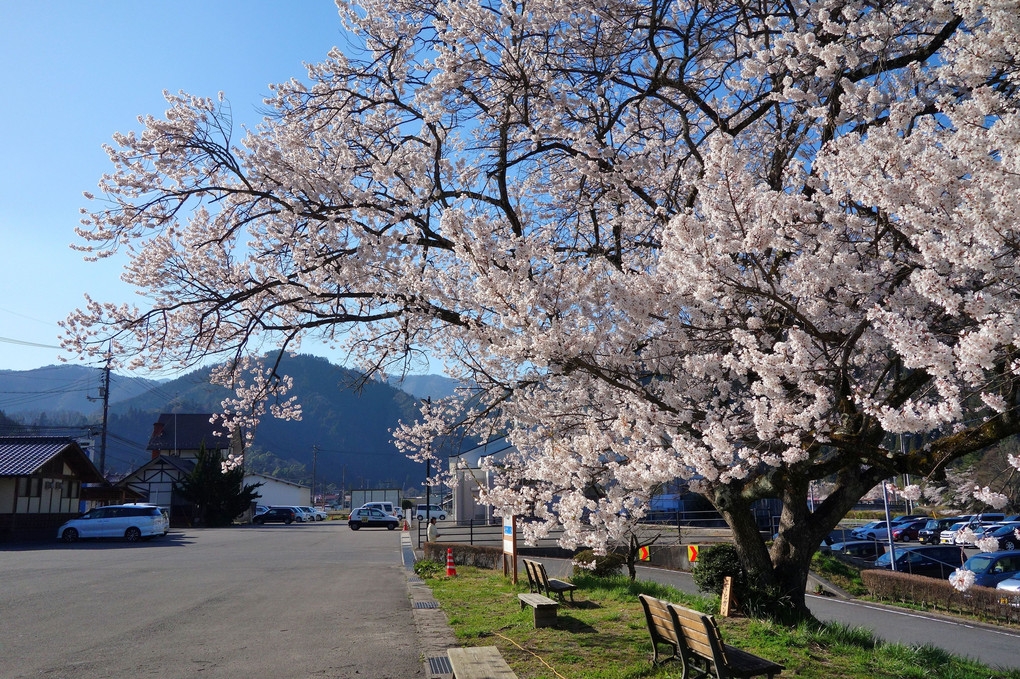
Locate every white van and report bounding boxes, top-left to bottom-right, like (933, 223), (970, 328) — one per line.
(415, 504), (446, 521)
(359, 501), (403, 520)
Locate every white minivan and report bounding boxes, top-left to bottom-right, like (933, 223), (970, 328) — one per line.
(360, 501), (403, 520)
(57, 504), (167, 542)
(415, 504), (446, 521)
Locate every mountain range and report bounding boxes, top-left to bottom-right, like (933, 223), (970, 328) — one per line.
(0, 357), (459, 492)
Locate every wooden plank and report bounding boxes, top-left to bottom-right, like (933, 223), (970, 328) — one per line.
(448, 646), (518, 679)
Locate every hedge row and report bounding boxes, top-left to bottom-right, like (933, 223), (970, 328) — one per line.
(861, 569), (1020, 624)
(423, 541), (504, 569)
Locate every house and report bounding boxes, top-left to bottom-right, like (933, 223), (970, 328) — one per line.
(0, 436), (107, 541)
(116, 413), (243, 526)
(243, 472), (309, 507)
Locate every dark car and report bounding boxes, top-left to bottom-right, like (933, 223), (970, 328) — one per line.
(828, 540), (884, 561)
(349, 506), (400, 530)
(253, 507), (296, 525)
(985, 522), (1020, 551)
(891, 519), (929, 542)
(917, 517), (962, 545)
(873, 545), (966, 579)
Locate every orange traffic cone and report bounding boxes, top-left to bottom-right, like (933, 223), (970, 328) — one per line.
(446, 547), (457, 577)
(403, 519), (409, 531)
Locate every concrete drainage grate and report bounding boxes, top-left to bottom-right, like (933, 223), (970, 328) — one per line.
(414, 600), (440, 609)
(408, 576), (424, 583)
(427, 655), (453, 675)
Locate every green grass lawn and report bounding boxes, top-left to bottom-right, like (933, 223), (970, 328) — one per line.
(425, 566), (1020, 679)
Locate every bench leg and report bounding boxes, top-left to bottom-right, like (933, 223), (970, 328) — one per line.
(533, 607), (557, 628)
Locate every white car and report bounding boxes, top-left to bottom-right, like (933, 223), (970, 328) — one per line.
(301, 506), (327, 521)
(415, 504), (447, 521)
(58, 504), (167, 543)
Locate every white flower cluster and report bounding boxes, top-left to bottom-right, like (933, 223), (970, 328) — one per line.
(221, 453), (243, 474)
(972, 486), (1009, 510)
(949, 568), (976, 593)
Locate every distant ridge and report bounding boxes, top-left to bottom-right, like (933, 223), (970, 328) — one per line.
(0, 356), (444, 491)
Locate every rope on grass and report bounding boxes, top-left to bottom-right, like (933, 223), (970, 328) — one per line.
(494, 632), (568, 679)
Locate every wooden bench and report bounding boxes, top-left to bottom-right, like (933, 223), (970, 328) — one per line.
(638, 595), (784, 679)
(522, 558), (578, 602)
(447, 646), (518, 679)
(518, 592), (559, 627)
(638, 593), (683, 665)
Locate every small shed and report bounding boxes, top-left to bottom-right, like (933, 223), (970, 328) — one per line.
(0, 436), (107, 541)
(243, 472), (309, 507)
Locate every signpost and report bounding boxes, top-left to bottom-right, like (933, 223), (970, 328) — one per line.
(720, 576), (735, 617)
(503, 516), (517, 584)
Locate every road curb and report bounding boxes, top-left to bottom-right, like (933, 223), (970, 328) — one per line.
(403, 532), (457, 678)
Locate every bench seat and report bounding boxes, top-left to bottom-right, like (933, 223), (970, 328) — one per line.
(447, 646), (518, 679)
(518, 592), (559, 627)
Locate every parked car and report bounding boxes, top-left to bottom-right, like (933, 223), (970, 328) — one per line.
(890, 514), (929, 526)
(253, 507), (297, 524)
(828, 541), (884, 561)
(853, 522), (894, 541)
(940, 521), (999, 545)
(254, 505), (270, 516)
(57, 504), (167, 543)
(301, 506), (327, 521)
(273, 505), (312, 522)
(349, 506), (400, 530)
(415, 504), (447, 521)
(891, 519), (929, 542)
(917, 517), (963, 545)
(359, 501), (403, 520)
(961, 551), (1020, 588)
(984, 523), (1020, 551)
(850, 521), (885, 539)
(872, 545), (966, 579)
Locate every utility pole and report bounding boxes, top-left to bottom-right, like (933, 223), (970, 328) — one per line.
(424, 397), (431, 523)
(87, 356), (112, 476)
(311, 445), (318, 505)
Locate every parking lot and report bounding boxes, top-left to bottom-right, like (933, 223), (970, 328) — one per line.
(0, 522), (423, 679)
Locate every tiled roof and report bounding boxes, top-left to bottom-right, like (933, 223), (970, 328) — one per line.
(0, 436), (105, 482)
(147, 413), (231, 451)
(0, 437), (78, 475)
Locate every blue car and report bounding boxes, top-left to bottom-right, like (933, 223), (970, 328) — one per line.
(962, 550), (1020, 588)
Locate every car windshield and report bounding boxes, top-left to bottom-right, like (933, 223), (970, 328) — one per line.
(874, 551), (893, 566)
(964, 554), (996, 572)
(991, 524), (1020, 536)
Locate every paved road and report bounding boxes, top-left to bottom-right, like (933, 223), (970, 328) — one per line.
(0, 522), (421, 679)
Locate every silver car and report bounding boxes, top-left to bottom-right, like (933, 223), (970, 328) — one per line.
(57, 504), (167, 543)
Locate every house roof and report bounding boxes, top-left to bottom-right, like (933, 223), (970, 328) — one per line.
(243, 472), (308, 489)
(117, 454), (197, 485)
(0, 436), (106, 483)
(147, 413), (231, 451)
(452, 437), (514, 468)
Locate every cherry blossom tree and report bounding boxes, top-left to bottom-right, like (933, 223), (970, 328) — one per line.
(67, 0), (1020, 617)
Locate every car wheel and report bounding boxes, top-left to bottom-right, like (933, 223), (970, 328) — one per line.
(254, 517), (264, 525)
(285, 518), (293, 524)
(1004, 540), (1017, 550)
(350, 523), (361, 530)
(416, 515), (423, 521)
(439, 514), (447, 521)
(125, 527), (142, 542)
(62, 528), (79, 543)
(387, 522), (397, 530)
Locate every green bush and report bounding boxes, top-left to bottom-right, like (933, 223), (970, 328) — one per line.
(572, 550), (626, 577)
(414, 559), (444, 579)
(691, 543), (745, 596)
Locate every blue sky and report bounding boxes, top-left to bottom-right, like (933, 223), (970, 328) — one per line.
(0, 1), (353, 375)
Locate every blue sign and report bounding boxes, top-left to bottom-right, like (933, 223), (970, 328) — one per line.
(504, 525), (513, 535)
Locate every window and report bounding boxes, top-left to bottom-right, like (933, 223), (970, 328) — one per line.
(62, 480), (80, 499)
(17, 477), (42, 497)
